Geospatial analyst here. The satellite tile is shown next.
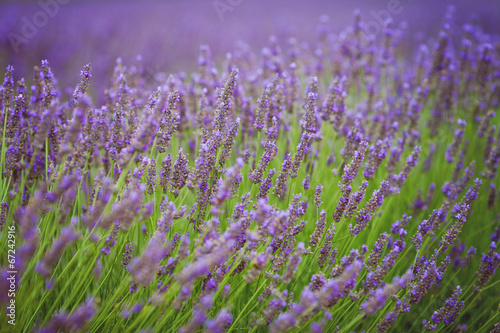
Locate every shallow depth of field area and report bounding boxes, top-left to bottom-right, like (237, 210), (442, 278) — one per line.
(0, 1), (500, 332)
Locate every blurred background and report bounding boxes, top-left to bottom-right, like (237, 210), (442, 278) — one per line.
(1, 0), (499, 95)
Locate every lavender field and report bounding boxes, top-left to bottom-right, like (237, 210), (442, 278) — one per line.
(1, 0), (500, 332)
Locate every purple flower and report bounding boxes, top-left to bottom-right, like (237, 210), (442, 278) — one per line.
(333, 184), (351, 223)
(310, 210), (326, 248)
(344, 181), (369, 219)
(366, 232), (389, 271)
(445, 119), (466, 163)
(302, 174), (311, 191)
(302, 78), (319, 134)
(38, 299), (95, 333)
(0, 202), (8, 231)
(170, 148), (190, 197)
(160, 154), (172, 192)
(377, 298), (410, 332)
(425, 285), (464, 329)
(101, 221), (120, 255)
(205, 308), (232, 333)
(290, 132), (313, 178)
(322, 76), (346, 130)
(318, 224), (336, 268)
(314, 184), (324, 207)
(393, 146), (421, 189)
(252, 117), (279, 180)
(341, 141), (368, 190)
(72, 63), (92, 104)
(318, 260), (363, 308)
(273, 153), (292, 199)
(36, 227), (80, 277)
(258, 169), (276, 199)
(364, 139), (390, 180)
(121, 242), (134, 267)
(475, 241), (500, 290)
(128, 238), (168, 286)
(361, 270), (413, 315)
(408, 256), (451, 304)
(350, 180), (390, 236)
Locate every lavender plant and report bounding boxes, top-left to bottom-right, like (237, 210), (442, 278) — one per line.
(0, 5), (500, 333)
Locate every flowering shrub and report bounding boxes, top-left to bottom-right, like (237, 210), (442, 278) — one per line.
(0, 5), (500, 333)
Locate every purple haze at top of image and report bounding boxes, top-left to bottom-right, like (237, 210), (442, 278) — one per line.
(1, 0), (499, 98)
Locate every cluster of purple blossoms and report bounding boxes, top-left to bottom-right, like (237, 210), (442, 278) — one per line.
(475, 241), (500, 291)
(290, 132), (313, 179)
(341, 141), (368, 191)
(249, 117), (279, 184)
(349, 180), (390, 236)
(318, 224), (336, 268)
(322, 76), (346, 131)
(273, 153), (292, 199)
(170, 148), (190, 197)
(0, 5), (499, 332)
(364, 139), (390, 180)
(309, 210), (326, 248)
(377, 297), (411, 333)
(423, 285), (464, 331)
(343, 180), (369, 219)
(390, 146), (422, 191)
(445, 119), (467, 163)
(38, 299), (96, 332)
(0, 202), (7, 231)
(363, 238), (406, 293)
(408, 256), (451, 304)
(361, 270), (413, 315)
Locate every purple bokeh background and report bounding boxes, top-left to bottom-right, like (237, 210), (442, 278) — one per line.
(1, 0), (499, 94)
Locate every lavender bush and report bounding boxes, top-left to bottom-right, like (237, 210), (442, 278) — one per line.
(1, 3), (500, 333)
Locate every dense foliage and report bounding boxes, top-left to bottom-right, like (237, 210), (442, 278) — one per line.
(1, 6), (500, 333)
